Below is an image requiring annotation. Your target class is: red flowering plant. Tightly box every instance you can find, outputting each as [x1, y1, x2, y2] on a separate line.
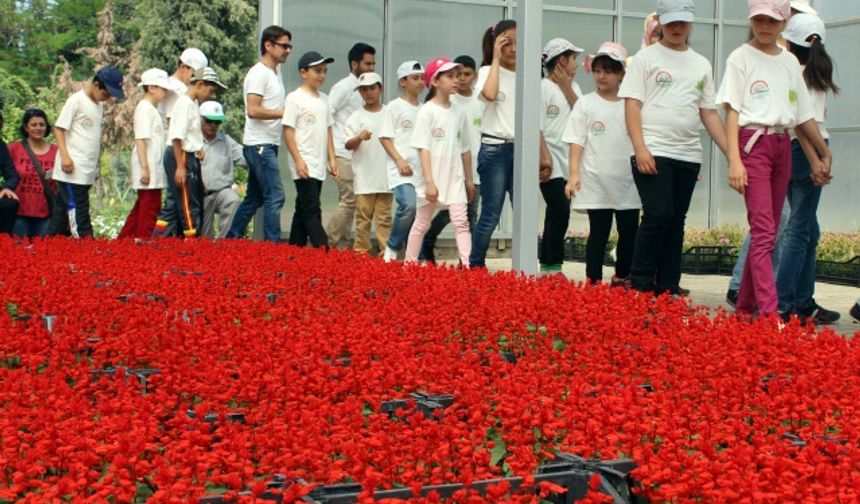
[1, 236, 859, 503]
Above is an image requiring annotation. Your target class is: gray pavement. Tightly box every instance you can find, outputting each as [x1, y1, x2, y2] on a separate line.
[477, 258, 860, 337]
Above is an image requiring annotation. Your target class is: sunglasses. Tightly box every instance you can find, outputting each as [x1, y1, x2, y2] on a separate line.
[273, 42, 293, 50]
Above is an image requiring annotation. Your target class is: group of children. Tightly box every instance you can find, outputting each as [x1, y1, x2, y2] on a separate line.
[0, 0, 852, 323]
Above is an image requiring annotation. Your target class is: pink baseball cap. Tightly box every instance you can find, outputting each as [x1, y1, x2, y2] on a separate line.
[584, 42, 628, 74]
[424, 57, 463, 88]
[749, 0, 791, 20]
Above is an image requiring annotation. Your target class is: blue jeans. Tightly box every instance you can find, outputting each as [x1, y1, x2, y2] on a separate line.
[469, 143, 514, 268]
[776, 140, 823, 312]
[729, 202, 790, 291]
[13, 216, 50, 238]
[227, 144, 285, 242]
[386, 183, 416, 250]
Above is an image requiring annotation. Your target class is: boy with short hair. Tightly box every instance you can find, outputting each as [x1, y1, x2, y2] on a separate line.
[345, 72, 391, 255]
[282, 51, 339, 248]
[420, 54, 483, 262]
[49, 66, 125, 237]
[154, 67, 228, 238]
[326, 42, 377, 249]
[380, 60, 425, 262]
[119, 68, 177, 238]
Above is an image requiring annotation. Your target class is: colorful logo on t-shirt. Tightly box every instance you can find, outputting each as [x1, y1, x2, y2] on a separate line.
[546, 104, 561, 119]
[750, 80, 770, 99]
[696, 78, 706, 94]
[302, 112, 317, 126]
[399, 119, 414, 130]
[788, 89, 798, 104]
[655, 71, 673, 88]
[497, 91, 507, 103]
[590, 121, 606, 137]
[473, 118, 482, 128]
[431, 127, 446, 139]
[81, 118, 95, 130]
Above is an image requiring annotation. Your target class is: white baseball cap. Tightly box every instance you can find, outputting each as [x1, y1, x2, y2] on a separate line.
[180, 48, 208, 71]
[542, 38, 585, 65]
[783, 12, 826, 47]
[199, 101, 225, 122]
[355, 72, 383, 90]
[790, 0, 817, 14]
[137, 68, 179, 90]
[656, 0, 695, 24]
[397, 60, 424, 80]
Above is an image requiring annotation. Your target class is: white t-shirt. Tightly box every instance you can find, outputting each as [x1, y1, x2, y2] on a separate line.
[563, 93, 639, 210]
[475, 65, 516, 141]
[329, 73, 363, 159]
[158, 77, 188, 120]
[52, 90, 104, 186]
[410, 101, 471, 206]
[168, 94, 204, 153]
[379, 97, 421, 189]
[345, 107, 389, 195]
[282, 87, 334, 181]
[243, 61, 286, 146]
[451, 93, 484, 185]
[808, 87, 829, 140]
[131, 99, 166, 190]
[541, 78, 583, 181]
[716, 44, 814, 130]
[619, 43, 717, 164]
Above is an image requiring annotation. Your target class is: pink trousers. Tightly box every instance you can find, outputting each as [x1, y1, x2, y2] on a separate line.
[406, 202, 471, 266]
[736, 129, 792, 315]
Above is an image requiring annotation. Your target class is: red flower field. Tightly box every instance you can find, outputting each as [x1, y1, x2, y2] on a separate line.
[1, 237, 859, 503]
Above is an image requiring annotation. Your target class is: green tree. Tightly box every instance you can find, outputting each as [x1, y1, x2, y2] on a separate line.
[134, 0, 257, 139]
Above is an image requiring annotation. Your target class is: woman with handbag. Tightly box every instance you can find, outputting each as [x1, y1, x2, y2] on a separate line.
[8, 109, 58, 238]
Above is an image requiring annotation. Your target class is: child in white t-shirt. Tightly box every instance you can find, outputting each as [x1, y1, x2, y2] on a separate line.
[539, 38, 584, 275]
[380, 60, 425, 262]
[282, 51, 338, 248]
[405, 58, 475, 265]
[470, 19, 517, 269]
[775, 12, 841, 323]
[618, 0, 727, 295]
[345, 72, 391, 255]
[716, 0, 831, 317]
[564, 42, 640, 286]
[119, 68, 176, 239]
[154, 67, 227, 238]
[419, 55, 483, 263]
[49, 67, 125, 238]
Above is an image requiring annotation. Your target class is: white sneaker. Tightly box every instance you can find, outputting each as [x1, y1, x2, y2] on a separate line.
[383, 247, 397, 263]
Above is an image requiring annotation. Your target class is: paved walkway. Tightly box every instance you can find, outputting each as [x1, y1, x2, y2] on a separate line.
[479, 258, 860, 337]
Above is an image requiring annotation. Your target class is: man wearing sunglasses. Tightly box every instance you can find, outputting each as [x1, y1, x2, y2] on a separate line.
[227, 25, 292, 242]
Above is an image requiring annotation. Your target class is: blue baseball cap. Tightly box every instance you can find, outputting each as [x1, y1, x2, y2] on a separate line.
[96, 66, 125, 99]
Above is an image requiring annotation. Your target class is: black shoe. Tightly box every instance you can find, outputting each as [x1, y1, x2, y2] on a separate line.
[678, 286, 691, 297]
[726, 289, 738, 308]
[798, 301, 841, 326]
[778, 309, 794, 323]
[850, 303, 860, 323]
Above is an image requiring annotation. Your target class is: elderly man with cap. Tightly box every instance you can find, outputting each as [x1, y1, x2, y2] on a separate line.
[198, 101, 246, 238]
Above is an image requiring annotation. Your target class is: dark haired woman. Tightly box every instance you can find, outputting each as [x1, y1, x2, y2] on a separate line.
[8, 109, 57, 238]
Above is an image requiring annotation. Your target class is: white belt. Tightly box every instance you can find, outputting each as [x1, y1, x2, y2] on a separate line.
[742, 125, 788, 154]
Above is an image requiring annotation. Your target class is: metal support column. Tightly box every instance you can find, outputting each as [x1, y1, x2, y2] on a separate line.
[512, 0, 542, 275]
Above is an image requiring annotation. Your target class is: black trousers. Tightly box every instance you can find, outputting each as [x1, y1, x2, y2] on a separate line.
[630, 156, 699, 294]
[48, 181, 93, 237]
[539, 178, 571, 267]
[0, 195, 19, 235]
[289, 178, 327, 248]
[154, 150, 203, 238]
[586, 209, 640, 282]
